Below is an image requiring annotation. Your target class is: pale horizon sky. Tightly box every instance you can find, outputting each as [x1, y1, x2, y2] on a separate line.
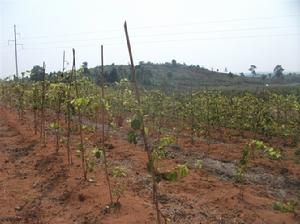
[1, 0, 300, 78]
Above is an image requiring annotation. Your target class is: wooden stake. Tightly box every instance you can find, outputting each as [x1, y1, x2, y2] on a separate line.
[100, 45, 113, 205]
[72, 48, 87, 180]
[40, 62, 46, 146]
[124, 21, 161, 224]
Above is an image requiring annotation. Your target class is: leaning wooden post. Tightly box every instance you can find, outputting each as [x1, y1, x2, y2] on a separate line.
[124, 21, 161, 224]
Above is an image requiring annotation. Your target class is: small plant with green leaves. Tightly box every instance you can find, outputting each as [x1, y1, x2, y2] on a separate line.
[93, 147, 103, 159]
[112, 166, 127, 178]
[194, 159, 203, 170]
[49, 122, 59, 130]
[71, 49, 88, 180]
[160, 164, 189, 182]
[92, 147, 126, 209]
[234, 140, 281, 183]
[150, 136, 189, 182]
[127, 115, 142, 146]
[12, 82, 25, 119]
[175, 164, 189, 177]
[111, 166, 127, 206]
[234, 146, 251, 183]
[28, 82, 40, 134]
[272, 200, 298, 213]
[112, 183, 125, 206]
[250, 139, 281, 160]
[48, 82, 67, 152]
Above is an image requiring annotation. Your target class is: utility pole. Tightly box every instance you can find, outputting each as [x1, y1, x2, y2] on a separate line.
[14, 25, 18, 77]
[62, 50, 65, 72]
[8, 24, 22, 79]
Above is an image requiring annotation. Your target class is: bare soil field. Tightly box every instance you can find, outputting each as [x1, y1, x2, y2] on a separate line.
[0, 106, 299, 224]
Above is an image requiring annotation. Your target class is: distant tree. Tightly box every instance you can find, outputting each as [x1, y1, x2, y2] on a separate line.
[171, 59, 177, 66]
[82, 61, 88, 68]
[81, 61, 90, 76]
[228, 72, 234, 78]
[30, 65, 44, 81]
[261, 74, 267, 81]
[240, 72, 245, 77]
[167, 72, 173, 79]
[136, 65, 153, 85]
[249, 65, 257, 76]
[103, 71, 110, 82]
[13, 75, 18, 81]
[117, 66, 129, 80]
[108, 67, 119, 83]
[273, 65, 284, 79]
[225, 67, 228, 73]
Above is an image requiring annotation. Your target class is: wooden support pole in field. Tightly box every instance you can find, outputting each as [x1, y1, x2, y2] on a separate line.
[72, 48, 87, 180]
[101, 45, 105, 144]
[100, 45, 113, 205]
[33, 84, 38, 135]
[55, 96, 61, 153]
[124, 21, 151, 158]
[66, 55, 73, 165]
[40, 61, 46, 147]
[205, 88, 211, 153]
[124, 21, 162, 224]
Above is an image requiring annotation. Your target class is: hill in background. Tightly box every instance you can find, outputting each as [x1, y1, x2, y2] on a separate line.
[18, 60, 300, 91]
[87, 61, 300, 90]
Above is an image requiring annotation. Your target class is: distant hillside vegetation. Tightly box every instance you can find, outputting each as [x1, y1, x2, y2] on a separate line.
[88, 61, 300, 90]
[27, 60, 300, 90]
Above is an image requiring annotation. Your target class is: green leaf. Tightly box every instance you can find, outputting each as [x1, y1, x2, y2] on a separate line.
[92, 148, 103, 159]
[162, 171, 178, 182]
[272, 201, 297, 213]
[71, 97, 89, 109]
[144, 127, 149, 136]
[175, 164, 189, 177]
[158, 136, 174, 150]
[131, 116, 142, 130]
[112, 166, 127, 178]
[194, 160, 203, 169]
[127, 131, 137, 145]
[49, 122, 59, 129]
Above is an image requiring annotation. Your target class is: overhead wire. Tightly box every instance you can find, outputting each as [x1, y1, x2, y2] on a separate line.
[17, 13, 300, 41]
[20, 32, 300, 51]
[11, 24, 298, 47]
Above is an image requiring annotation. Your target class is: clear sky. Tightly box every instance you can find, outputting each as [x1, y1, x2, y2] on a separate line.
[0, 0, 300, 77]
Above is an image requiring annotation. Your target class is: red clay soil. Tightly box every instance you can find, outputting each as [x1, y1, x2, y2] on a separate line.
[0, 106, 299, 224]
